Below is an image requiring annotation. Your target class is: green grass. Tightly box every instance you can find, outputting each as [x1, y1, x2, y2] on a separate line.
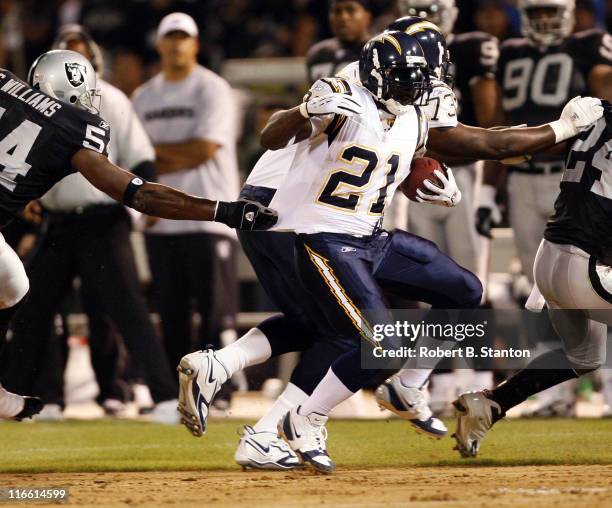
[0, 418, 610, 473]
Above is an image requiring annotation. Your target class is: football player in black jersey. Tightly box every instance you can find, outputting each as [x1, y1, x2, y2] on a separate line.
[453, 103, 612, 457]
[479, 0, 612, 415]
[482, 0, 612, 274]
[306, 0, 372, 82]
[0, 49, 276, 421]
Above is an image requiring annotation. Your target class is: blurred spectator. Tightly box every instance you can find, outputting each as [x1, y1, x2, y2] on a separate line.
[2, 25, 180, 422]
[475, 0, 520, 40]
[306, 0, 372, 82]
[133, 13, 243, 404]
[575, 0, 598, 31]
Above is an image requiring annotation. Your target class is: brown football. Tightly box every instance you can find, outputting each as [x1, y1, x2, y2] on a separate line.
[399, 157, 447, 202]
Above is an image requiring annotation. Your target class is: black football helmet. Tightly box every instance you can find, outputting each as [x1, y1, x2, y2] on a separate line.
[385, 16, 452, 85]
[359, 31, 432, 115]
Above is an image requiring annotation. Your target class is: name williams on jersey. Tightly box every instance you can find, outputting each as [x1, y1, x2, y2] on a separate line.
[0, 73, 62, 118]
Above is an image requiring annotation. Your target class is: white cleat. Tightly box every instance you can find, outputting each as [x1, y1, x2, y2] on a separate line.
[234, 425, 301, 470]
[375, 376, 447, 439]
[452, 390, 503, 458]
[177, 350, 229, 437]
[278, 406, 335, 474]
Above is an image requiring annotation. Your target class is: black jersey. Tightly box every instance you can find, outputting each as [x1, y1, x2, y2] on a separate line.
[498, 29, 612, 127]
[447, 31, 499, 126]
[545, 102, 612, 264]
[0, 70, 110, 227]
[306, 38, 365, 83]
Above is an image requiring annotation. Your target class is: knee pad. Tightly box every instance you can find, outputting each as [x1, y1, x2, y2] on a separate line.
[0, 236, 29, 309]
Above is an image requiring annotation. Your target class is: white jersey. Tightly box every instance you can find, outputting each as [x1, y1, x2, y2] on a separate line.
[41, 79, 154, 211]
[132, 65, 240, 237]
[246, 64, 457, 194]
[269, 78, 428, 236]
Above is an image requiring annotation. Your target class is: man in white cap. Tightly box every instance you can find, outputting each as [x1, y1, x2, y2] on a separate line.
[132, 13, 241, 400]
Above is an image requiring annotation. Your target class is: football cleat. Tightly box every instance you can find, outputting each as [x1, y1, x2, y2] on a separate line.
[375, 375, 448, 439]
[278, 406, 336, 474]
[234, 425, 301, 470]
[0, 385, 43, 421]
[177, 350, 229, 437]
[13, 396, 44, 421]
[452, 390, 503, 458]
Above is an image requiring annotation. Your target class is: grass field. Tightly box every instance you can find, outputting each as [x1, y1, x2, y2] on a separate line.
[1, 418, 611, 473]
[1, 419, 611, 507]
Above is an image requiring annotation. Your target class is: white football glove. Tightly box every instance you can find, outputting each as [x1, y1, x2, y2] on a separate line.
[548, 96, 603, 143]
[299, 92, 362, 118]
[416, 167, 462, 207]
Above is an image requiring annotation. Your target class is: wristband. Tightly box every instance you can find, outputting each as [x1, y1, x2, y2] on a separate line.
[122, 177, 145, 207]
[299, 102, 310, 119]
[547, 119, 575, 144]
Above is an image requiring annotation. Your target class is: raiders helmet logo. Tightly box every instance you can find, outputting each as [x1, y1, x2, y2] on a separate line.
[65, 62, 86, 87]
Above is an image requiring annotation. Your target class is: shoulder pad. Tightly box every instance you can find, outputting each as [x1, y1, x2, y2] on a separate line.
[572, 28, 606, 40]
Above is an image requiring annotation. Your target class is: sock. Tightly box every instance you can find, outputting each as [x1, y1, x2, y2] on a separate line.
[398, 368, 433, 388]
[0, 384, 24, 418]
[253, 382, 307, 433]
[215, 327, 272, 378]
[298, 367, 354, 416]
[489, 349, 579, 414]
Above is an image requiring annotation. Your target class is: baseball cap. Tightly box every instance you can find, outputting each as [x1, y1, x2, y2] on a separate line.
[157, 12, 199, 39]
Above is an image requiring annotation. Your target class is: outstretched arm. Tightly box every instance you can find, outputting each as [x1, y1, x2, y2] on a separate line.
[72, 148, 216, 220]
[428, 96, 603, 161]
[428, 123, 556, 160]
[71, 149, 277, 230]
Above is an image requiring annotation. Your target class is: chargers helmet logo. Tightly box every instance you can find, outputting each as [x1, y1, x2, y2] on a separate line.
[65, 62, 86, 87]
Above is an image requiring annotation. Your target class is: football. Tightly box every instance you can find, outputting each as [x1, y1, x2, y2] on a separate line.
[399, 157, 447, 202]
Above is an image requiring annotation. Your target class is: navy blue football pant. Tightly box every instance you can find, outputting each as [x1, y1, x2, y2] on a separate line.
[295, 230, 482, 392]
[238, 186, 355, 393]
[239, 185, 481, 394]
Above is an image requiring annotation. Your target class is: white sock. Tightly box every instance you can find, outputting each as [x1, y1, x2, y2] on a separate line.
[398, 368, 433, 388]
[215, 327, 272, 378]
[253, 382, 307, 433]
[0, 384, 24, 419]
[298, 368, 354, 416]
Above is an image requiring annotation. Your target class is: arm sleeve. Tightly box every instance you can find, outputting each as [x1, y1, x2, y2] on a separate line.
[70, 110, 111, 157]
[192, 78, 237, 146]
[422, 82, 458, 129]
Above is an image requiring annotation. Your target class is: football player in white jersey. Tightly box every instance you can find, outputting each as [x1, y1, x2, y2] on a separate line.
[176, 26, 603, 472]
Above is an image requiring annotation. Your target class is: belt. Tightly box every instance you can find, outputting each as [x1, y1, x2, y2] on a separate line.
[508, 160, 564, 175]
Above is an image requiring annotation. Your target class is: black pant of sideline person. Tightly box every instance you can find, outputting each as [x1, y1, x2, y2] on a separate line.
[145, 232, 238, 371]
[1, 204, 177, 404]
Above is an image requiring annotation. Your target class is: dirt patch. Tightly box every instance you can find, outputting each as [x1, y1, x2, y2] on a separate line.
[1, 465, 611, 508]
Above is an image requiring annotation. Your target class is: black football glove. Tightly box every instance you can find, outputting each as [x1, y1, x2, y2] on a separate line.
[475, 207, 494, 239]
[214, 199, 278, 231]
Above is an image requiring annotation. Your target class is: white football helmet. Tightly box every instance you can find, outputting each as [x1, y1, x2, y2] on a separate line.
[397, 0, 458, 36]
[27, 49, 100, 113]
[519, 0, 575, 46]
